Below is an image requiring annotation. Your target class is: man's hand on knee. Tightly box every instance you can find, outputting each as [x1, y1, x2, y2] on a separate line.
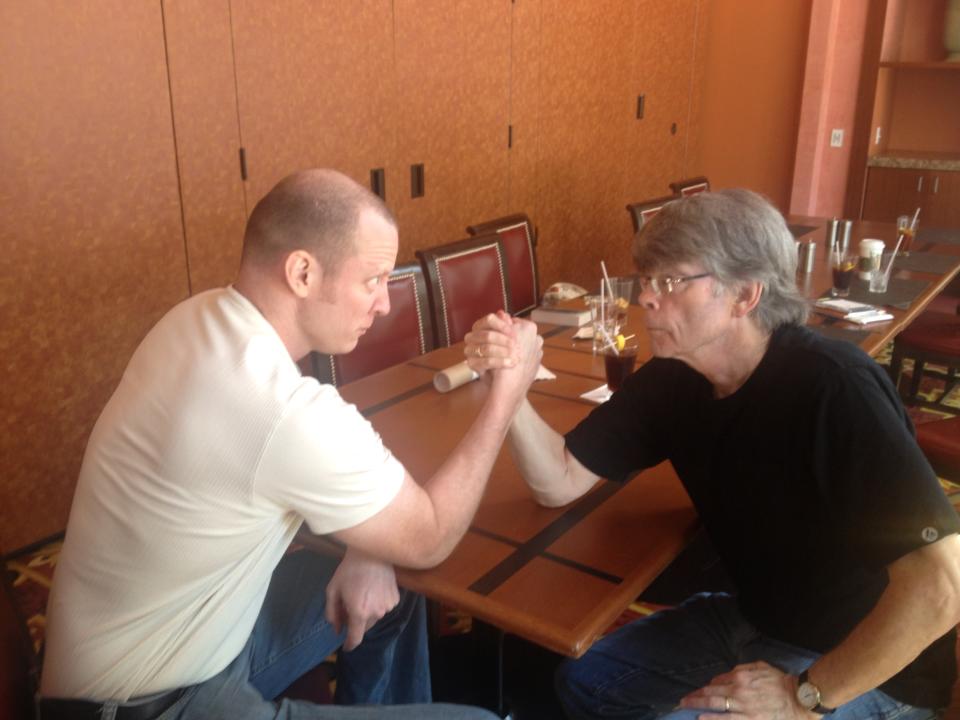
[325, 547, 400, 651]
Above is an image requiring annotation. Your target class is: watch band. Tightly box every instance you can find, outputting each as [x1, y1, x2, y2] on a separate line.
[798, 670, 837, 715]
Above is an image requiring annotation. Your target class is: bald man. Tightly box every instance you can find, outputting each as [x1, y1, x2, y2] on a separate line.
[40, 170, 541, 720]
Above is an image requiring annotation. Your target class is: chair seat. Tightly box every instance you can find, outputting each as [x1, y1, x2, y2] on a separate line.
[899, 312, 960, 355]
[917, 416, 960, 480]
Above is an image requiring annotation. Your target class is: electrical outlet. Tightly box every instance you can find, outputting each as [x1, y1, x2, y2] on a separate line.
[875, 126, 882, 145]
[830, 129, 844, 148]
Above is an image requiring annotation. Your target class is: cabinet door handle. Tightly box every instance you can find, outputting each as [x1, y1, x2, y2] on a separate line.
[917, 176, 923, 193]
[933, 176, 940, 194]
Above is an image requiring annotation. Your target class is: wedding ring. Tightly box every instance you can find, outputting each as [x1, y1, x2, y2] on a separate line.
[476, 346, 484, 358]
[724, 697, 731, 713]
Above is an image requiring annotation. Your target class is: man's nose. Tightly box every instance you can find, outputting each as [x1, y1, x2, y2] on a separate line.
[637, 284, 660, 311]
[375, 284, 391, 316]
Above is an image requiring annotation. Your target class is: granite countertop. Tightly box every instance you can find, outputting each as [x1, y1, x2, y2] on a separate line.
[868, 151, 960, 171]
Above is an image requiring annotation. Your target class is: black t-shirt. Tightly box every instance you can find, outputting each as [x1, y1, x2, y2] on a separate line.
[565, 324, 960, 708]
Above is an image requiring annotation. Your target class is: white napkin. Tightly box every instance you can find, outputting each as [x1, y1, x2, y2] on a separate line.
[572, 326, 594, 340]
[579, 383, 612, 404]
[536, 364, 556, 381]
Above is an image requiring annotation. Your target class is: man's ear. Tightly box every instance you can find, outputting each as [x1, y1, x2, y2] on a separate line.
[732, 280, 763, 318]
[284, 250, 321, 299]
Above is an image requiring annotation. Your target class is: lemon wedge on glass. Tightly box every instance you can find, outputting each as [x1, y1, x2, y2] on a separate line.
[615, 333, 626, 352]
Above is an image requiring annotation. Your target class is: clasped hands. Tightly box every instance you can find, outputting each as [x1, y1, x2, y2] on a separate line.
[464, 310, 542, 376]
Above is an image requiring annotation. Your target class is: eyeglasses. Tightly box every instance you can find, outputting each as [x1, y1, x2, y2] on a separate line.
[637, 273, 712, 296]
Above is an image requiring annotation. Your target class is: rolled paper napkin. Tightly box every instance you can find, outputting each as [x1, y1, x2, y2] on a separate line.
[433, 361, 557, 393]
[434, 361, 480, 393]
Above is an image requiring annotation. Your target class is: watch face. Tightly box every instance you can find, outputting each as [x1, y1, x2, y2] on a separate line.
[797, 682, 820, 710]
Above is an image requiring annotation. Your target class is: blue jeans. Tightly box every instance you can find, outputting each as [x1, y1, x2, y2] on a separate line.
[145, 550, 498, 720]
[556, 593, 939, 720]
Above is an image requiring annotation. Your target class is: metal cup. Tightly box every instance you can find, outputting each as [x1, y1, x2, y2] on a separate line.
[798, 241, 816, 274]
[825, 218, 839, 251]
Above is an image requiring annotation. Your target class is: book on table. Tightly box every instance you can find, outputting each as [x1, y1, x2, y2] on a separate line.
[530, 305, 591, 327]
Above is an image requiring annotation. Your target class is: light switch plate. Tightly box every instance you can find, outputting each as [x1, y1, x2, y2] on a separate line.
[830, 129, 844, 147]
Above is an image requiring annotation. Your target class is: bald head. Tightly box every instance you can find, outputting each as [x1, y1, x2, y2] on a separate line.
[241, 169, 395, 278]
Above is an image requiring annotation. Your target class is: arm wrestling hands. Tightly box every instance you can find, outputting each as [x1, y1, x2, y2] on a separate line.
[333, 313, 542, 568]
[465, 312, 601, 507]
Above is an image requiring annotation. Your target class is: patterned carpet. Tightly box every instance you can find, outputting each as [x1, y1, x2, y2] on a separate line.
[5, 349, 959, 711]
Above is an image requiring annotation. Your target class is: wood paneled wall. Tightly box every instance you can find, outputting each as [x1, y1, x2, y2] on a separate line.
[1, 0, 708, 551]
[0, 3, 189, 550]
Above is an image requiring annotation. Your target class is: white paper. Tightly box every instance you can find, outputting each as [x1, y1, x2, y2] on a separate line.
[535, 364, 557, 381]
[579, 384, 612, 404]
[845, 310, 894, 325]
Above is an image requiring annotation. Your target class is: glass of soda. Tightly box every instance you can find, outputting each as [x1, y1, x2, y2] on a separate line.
[831, 248, 857, 298]
[603, 343, 638, 392]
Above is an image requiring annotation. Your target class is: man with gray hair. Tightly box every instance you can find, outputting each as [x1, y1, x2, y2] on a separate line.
[40, 169, 541, 719]
[465, 189, 960, 719]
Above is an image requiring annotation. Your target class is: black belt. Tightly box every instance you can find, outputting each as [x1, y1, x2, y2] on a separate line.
[39, 687, 186, 720]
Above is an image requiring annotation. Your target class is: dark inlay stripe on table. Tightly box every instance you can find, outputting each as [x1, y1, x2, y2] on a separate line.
[360, 381, 435, 418]
[469, 526, 624, 584]
[468, 480, 626, 595]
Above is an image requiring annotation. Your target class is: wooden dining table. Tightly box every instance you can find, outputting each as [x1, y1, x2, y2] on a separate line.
[298, 216, 960, 660]
[787, 216, 960, 357]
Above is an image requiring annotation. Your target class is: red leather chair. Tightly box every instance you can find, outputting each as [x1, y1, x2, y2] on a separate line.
[417, 234, 512, 347]
[466, 214, 539, 316]
[669, 176, 710, 197]
[626, 195, 678, 234]
[889, 310, 960, 409]
[916, 416, 960, 482]
[1, 554, 37, 719]
[300, 263, 435, 386]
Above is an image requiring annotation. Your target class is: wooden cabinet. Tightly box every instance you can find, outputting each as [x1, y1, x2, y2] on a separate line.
[862, 166, 960, 227]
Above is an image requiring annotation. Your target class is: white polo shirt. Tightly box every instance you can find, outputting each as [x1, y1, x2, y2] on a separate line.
[41, 287, 404, 701]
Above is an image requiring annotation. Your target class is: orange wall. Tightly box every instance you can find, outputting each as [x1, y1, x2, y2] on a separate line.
[692, 0, 813, 210]
[791, 0, 869, 218]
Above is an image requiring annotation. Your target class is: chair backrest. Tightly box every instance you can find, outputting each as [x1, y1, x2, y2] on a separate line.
[300, 263, 435, 387]
[416, 234, 511, 347]
[626, 195, 678, 234]
[669, 176, 710, 197]
[466, 214, 539, 315]
[1, 555, 38, 720]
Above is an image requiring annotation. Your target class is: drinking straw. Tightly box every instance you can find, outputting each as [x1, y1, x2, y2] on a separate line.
[599, 261, 615, 351]
[909, 206, 921, 233]
[597, 323, 619, 356]
[880, 233, 904, 285]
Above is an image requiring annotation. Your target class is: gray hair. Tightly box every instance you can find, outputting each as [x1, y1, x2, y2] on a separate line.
[632, 188, 809, 332]
[242, 169, 395, 276]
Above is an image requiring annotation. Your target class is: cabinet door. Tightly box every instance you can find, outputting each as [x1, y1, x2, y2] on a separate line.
[0, 2, 187, 549]
[163, 0, 248, 293]
[862, 167, 926, 222]
[532, 0, 637, 289]
[925, 171, 960, 228]
[392, 0, 512, 259]
[623, 0, 700, 204]
[229, 1, 397, 213]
